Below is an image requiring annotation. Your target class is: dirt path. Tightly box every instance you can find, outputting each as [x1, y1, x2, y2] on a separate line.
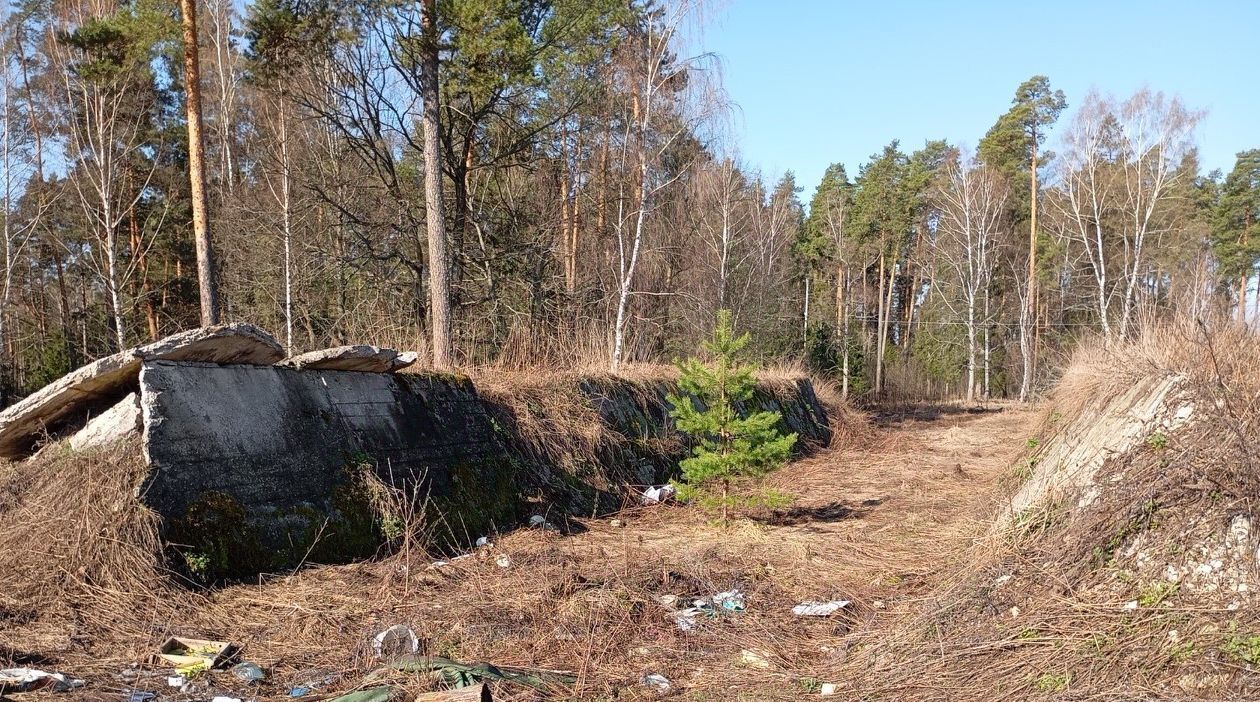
[476, 402, 1044, 700]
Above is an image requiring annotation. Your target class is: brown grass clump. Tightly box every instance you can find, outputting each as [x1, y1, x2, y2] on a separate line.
[0, 438, 191, 666]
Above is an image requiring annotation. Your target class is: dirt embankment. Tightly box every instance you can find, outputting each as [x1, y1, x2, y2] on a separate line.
[828, 321, 1260, 701]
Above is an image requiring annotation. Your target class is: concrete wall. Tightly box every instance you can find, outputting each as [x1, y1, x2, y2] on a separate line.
[138, 361, 833, 579]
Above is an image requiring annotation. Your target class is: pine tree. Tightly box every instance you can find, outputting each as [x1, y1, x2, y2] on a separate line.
[667, 310, 797, 523]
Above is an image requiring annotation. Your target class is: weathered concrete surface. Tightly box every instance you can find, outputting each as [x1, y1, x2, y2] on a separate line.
[279, 345, 418, 372]
[0, 324, 282, 458]
[1003, 373, 1187, 524]
[140, 362, 516, 572]
[69, 392, 141, 451]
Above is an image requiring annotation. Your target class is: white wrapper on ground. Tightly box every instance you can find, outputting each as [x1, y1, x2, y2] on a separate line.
[641, 673, 671, 691]
[0, 668, 85, 692]
[791, 600, 851, 616]
[372, 624, 419, 658]
[641, 484, 677, 504]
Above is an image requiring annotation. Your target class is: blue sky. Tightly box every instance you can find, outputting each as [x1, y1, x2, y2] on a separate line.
[704, 0, 1259, 197]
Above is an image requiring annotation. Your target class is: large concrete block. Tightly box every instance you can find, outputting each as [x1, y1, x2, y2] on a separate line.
[139, 362, 517, 570]
[69, 392, 142, 451]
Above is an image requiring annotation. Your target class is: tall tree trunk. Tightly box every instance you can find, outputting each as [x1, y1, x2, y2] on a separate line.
[181, 0, 220, 326]
[560, 125, 574, 293]
[1239, 221, 1250, 325]
[279, 102, 294, 352]
[420, 0, 451, 369]
[982, 291, 991, 399]
[836, 264, 849, 398]
[1027, 132, 1038, 392]
[874, 252, 886, 394]
[965, 297, 976, 402]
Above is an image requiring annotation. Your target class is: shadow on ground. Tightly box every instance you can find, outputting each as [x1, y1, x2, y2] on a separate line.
[869, 404, 1005, 428]
[759, 497, 885, 526]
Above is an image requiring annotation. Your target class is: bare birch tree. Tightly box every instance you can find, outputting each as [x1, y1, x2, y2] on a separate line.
[1053, 89, 1201, 343]
[609, 0, 716, 371]
[933, 152, 1008, 401]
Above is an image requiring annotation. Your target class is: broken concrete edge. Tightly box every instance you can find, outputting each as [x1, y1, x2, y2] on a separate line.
[998, 372, 1188, 531]
[278, 345, 420, 373]
[0, 323, 284, 459]
[69, 392, 142, 452]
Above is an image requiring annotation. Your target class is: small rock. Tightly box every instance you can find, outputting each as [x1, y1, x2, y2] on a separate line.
[641, 673, 670, 692]
[820, 682, 839, 696]
[610, 519, 624, 528]
[495, 554, 511, 568]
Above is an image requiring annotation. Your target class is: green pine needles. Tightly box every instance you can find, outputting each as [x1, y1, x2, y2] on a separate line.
[667, 310, 798, 523]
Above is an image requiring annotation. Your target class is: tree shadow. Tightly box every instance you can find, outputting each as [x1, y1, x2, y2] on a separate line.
[758, 497, 884, 526]
[870, 404, 1004, 428]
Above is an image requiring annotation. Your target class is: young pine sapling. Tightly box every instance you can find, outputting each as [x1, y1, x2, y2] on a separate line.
[667, 310, 797, 523]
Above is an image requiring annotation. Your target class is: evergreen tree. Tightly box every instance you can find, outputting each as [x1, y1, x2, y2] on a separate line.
[1213, 150, 1260, 321]
[667, 309, 797, 523]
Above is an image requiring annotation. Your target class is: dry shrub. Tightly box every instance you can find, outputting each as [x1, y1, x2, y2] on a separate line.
[473, 369, 623, 474]
[0, 438, 191, 664]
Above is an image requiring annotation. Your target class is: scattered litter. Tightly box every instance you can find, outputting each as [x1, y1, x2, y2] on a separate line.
[663, 588, 748, 630]
[289, 686, 313, 698]
[475, 536, 491, 548]
[994, 574, 1013, 586]
[124, 691, 155, 702]
[1123, 600, 1139, 611]
[1008, 606, 1021, 617]
[387, 654, 577, 691]
[820, 682, 839, 695]
[713, 589, 746, 612]
[641, 673, 671, 692]
[372, 624, 419, 659]
[610, 518, 624, 527]
[231, 661, 265, 683]
[738, 649, 772, 669]
[495, 554, 512, 568]
[157, 636, 231, 670]
[672, 607, 706, 631]
[641, 484, 677, 505]
[0, 668, 85, 693]
[210, 697, 243, 702]
[872, 600, 886, 609]
[529, 515, 546, 527]
[791, 600, 850, 617]
[428, 560, 450, 569]
[167, 675, 186, 688]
